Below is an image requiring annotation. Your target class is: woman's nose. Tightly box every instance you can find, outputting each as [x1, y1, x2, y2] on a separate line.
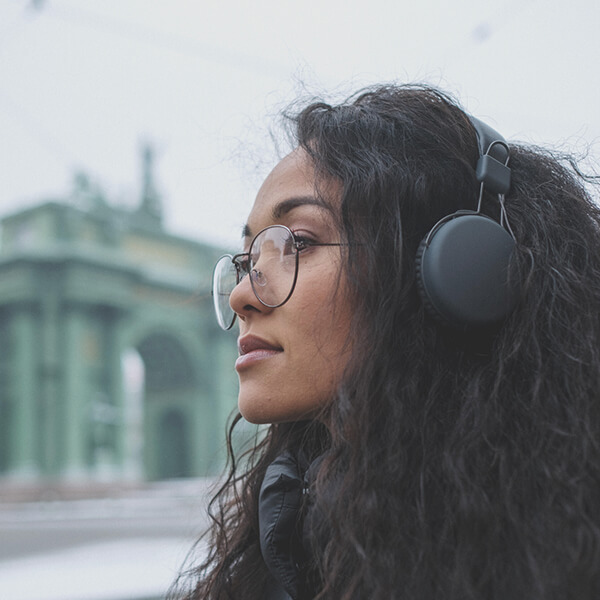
[229, 270, 272, 321]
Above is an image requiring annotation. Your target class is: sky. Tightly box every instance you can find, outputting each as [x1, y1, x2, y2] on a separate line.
[0, 0, 598, 248]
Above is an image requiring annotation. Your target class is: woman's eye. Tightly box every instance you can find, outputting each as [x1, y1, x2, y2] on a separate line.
[293, 234, 314, 251]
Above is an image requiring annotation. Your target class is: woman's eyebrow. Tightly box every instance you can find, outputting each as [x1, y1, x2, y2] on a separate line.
[272, 195, 329, 220]
[241, 196, 330, 240]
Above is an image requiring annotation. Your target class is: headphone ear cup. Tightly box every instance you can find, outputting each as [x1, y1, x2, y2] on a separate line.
[415, 214, 519, 327]
[415, 237, 445, 325]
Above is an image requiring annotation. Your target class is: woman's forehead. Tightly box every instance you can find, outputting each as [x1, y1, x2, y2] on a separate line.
[255, 150, 314, 204]
[244, 149, 338, 238]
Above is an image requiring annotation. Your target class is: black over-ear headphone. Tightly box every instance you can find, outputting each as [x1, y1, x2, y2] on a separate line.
[415, 116, 519, 328]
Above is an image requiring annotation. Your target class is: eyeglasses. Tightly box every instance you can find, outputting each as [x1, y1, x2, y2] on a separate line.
[212, 224, 344, 330]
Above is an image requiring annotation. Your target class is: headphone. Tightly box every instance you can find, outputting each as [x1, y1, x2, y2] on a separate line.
[415, 116, 519, 328]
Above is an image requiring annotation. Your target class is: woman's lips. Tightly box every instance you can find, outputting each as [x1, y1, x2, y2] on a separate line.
[236, 335, 283, 371]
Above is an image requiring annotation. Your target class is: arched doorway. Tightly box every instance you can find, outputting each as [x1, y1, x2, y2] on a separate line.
[158, 409, 190, 479]
[133, 332, 197, 480]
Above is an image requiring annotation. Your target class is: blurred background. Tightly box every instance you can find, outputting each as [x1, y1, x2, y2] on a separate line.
[0, 0, 598, 598]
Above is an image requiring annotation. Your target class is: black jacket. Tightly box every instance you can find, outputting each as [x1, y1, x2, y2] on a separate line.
[259, 451, 321, 600]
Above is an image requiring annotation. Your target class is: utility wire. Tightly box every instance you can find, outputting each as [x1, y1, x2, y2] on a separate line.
[0, 86, 77, 172]
[0, 3, 79, 181]
[41, 1, 291, 80]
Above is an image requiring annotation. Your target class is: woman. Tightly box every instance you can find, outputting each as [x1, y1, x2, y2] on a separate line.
[181, 84, 600, 599]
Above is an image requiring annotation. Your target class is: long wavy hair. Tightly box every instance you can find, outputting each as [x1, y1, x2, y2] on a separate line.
[177, 84, 600, 599]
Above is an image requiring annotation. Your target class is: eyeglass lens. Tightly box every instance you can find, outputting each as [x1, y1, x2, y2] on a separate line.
[212, 225, 299, 330]
[212, 255, 238, 330]
[248, 225, 297, 308]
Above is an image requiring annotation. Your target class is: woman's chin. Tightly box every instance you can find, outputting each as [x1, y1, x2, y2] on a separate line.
[238, 392, 276, 424]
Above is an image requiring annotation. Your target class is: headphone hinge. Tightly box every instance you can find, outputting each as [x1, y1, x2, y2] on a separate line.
[476, 154, 511, 195]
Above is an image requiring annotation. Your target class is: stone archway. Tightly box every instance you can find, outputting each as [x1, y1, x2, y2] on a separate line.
[130, 332, 197, 480]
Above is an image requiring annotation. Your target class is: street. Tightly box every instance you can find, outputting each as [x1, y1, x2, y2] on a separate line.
[0, 479, 214, 600]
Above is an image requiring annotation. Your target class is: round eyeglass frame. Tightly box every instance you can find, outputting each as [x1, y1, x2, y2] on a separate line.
[212, 224, 344, 330]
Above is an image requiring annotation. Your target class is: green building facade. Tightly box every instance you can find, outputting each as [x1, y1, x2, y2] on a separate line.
[0, 159, 239, 485]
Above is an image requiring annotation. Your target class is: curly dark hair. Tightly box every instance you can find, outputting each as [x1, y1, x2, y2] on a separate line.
[176, 84, 600, 599]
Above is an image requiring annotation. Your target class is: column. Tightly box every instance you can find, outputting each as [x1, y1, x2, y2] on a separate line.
[61, 307, 87, 480]
[9, 309, 39, 479]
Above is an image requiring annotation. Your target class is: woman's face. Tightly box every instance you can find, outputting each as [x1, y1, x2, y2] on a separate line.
[229, 149, 353, 424]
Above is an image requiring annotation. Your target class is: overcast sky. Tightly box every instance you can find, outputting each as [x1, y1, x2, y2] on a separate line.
[0, 0, 598, 247]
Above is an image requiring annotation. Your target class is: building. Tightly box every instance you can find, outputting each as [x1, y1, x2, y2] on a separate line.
[0, 149, 240, 487]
